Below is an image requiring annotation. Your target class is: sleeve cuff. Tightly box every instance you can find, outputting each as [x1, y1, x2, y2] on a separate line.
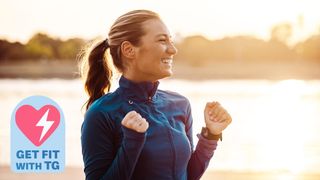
[195, 134, 218, 157]
[197, 134, 218, 145]
[122, 126, 147, 141]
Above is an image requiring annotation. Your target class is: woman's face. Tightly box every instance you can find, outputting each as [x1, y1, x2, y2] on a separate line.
[126, 19, 177, 82]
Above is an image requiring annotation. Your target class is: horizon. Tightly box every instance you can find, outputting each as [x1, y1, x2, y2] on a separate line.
[0, 0, 319, 44]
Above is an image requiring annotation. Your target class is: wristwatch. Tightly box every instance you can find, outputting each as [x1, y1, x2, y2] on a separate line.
[201, 127, 222, 141]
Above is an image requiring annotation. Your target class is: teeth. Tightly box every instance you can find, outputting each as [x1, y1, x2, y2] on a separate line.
[161, 58, 173, 64]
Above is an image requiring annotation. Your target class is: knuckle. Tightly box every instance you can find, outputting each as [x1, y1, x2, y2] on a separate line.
[121, 120, 126, 126]
[127, 120, 135, 126]
[128, 110, 135, 115]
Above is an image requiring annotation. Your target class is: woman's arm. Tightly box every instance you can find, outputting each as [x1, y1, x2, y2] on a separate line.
[81, 110, 146, 180]
[186, 101, 232, 180]
[185, 103, 218, 180]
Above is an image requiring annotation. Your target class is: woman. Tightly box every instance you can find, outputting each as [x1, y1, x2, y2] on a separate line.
[80, 9, 232, 180]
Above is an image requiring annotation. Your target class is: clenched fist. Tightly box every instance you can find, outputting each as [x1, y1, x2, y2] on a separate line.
[121, 111, 149, 133]
[204, 101, 232, 135]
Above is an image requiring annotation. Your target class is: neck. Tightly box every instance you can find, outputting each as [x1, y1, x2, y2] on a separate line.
[122, 71, 157, 83]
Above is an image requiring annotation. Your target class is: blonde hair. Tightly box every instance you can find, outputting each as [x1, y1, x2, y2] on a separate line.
[79, 10, 160, 110]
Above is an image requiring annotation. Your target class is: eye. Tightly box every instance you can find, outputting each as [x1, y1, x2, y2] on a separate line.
[159, 39, 166, 42]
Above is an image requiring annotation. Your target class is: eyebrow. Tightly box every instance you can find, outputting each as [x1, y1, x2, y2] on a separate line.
[156, 34, 172, 38]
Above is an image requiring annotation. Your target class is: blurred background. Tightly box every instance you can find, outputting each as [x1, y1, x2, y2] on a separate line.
[1, 0, 320, 179]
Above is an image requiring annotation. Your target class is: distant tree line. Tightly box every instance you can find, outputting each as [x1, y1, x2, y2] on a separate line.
[174, 23, 320, 65]
[0, 23, 319, 65]
[0, 33, 85, 62]
[174, 34, 320, 65]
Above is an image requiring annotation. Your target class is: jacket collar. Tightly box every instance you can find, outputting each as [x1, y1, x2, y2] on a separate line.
[118, 75, 159, 102]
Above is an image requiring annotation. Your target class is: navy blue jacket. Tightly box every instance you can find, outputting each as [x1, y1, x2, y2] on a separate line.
[81, 76, 218, 180]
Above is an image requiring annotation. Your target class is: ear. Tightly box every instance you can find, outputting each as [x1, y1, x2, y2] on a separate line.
[121, 41, 136, 59]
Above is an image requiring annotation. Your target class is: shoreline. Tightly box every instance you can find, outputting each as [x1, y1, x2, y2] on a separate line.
[1, 61, 320, 80]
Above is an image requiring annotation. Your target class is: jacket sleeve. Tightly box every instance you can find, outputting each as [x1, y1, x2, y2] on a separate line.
[81, 109, 146, 180]
[185, 102, 218, 180]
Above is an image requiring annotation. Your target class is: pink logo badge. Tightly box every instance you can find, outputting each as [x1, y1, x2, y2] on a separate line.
[15, 105, 60, 146]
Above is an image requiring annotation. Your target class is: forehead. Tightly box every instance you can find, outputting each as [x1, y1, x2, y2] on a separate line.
[142, 19, 171, 38]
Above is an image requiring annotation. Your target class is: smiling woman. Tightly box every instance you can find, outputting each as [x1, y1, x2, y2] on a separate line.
[121, 18, 177, 83]
[78, 9, 231, 180]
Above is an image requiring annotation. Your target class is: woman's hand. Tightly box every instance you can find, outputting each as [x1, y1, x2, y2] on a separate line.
[204, 101, 232, 135]
[121, 111, 149, 133]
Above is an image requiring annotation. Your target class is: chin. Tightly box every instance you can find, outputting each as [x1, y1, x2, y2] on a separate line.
[160, 71, 173, 79]
[153, 68, 173, 80]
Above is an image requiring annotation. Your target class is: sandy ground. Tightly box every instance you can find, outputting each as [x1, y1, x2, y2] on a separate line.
[1, 166, 320, 180]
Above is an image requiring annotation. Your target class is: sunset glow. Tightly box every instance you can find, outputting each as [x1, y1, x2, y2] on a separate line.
[1, 0, 320, 179]
[0, 0, 319, 43]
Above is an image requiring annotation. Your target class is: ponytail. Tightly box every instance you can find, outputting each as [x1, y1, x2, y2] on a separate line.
[79, 10, 161, 111]
[82, 39, 112, 110]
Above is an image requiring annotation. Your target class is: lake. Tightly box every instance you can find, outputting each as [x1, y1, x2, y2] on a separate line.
[1, 78, 320, 176]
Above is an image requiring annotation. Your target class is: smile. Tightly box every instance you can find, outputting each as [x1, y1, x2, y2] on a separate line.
[161, 58, 173, 64]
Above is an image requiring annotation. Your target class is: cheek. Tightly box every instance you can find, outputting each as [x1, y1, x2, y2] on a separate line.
[136, 55, 157, 70]
[141, 50, 162, 64]
[136, 45, 165, 68]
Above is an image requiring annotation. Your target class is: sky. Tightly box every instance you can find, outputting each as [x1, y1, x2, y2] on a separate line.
[0, 0, 319, 44]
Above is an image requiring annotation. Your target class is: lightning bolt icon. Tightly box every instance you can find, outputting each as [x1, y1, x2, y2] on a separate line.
[36, 109, 54, 142]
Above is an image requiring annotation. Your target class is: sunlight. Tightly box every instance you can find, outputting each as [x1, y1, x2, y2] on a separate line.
[277, 173, 296, 180]
[1, 0, 319, 43]
[254, 79, 309, 173]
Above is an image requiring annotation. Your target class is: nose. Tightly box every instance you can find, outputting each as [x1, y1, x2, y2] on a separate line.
[167, 42, 178, 56]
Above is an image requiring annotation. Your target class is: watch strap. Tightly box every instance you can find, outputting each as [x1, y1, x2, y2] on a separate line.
[201, 127, 222, 141]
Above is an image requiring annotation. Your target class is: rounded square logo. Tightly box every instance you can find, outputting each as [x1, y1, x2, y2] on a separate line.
[11, 95, 65, 173]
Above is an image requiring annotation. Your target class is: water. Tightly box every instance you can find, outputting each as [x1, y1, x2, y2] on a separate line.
[1, 78, 319, 174]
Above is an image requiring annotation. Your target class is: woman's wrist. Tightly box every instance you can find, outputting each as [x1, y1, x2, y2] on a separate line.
[201, 127, 222, 141]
